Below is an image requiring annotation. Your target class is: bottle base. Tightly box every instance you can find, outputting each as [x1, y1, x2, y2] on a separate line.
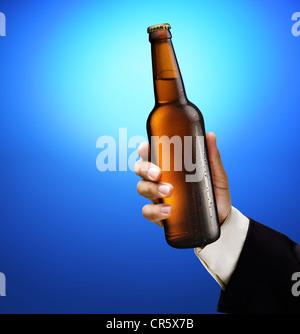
[165, 231, 220, 249]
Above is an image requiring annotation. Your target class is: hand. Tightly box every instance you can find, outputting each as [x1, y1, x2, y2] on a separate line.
[134, 132, 231, 228]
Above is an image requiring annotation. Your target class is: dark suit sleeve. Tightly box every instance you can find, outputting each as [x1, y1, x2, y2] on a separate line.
[217, 219, 300, 314]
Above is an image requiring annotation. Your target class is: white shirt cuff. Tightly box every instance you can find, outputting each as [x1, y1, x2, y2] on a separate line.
[194, 206, 250, 290]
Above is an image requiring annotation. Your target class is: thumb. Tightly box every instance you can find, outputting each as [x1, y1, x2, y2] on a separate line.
[206, 132, 229, 189]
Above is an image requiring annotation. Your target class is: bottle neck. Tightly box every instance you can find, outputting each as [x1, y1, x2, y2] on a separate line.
[150, 30, 187, 105]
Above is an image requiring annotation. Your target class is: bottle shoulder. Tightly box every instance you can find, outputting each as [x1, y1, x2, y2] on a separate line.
[147, 100, 203, 124]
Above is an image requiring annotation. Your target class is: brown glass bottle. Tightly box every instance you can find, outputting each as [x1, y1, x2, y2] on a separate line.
[146, 23, 220, 249]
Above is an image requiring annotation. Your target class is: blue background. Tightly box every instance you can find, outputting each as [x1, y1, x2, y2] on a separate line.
[0, 0, 299, 313]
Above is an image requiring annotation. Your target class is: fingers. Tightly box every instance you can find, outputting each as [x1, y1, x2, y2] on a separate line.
[135, 142, 161, 181]
[134, 159, 162, 182]
[142, 203, 172, 226]
[136, 142, 173, 228]
[138, 178, 173, 229]
[137, 180, 173, 201]
[137, 142, 150, 161]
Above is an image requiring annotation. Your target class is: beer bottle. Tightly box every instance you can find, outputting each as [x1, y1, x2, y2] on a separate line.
[146, 23, 220, 248]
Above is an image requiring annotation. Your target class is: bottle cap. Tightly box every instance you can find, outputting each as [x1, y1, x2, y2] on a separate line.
[147, 23, 171, 33]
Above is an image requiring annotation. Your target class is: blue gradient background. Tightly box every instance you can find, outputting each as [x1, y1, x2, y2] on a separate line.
[0, 0, 299, 313]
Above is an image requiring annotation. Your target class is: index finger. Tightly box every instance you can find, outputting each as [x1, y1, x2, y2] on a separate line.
[137, 142, 150, 161]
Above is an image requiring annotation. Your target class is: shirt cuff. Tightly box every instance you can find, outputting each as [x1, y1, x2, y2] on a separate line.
[194, 206, 250, 290]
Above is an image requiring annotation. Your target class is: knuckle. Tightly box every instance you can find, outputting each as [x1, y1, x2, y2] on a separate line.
[137, 180, 158, 201]
[140, 161, 150, 173]
[136, 180, 142, 193]
[222, 172, 229, 183]
[142, 204, 157, 222]
[142, 205, 150, 218]
[145, 182, 158, 199]
[134, 160, 140, 175]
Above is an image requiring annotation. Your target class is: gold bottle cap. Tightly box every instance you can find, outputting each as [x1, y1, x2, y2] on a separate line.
[147, 23, 171, 33]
